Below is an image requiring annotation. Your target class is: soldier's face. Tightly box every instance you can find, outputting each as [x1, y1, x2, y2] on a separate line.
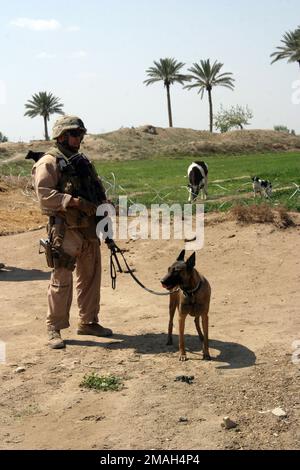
[67, 134, 82, 151]
[59, 130, 84, 151]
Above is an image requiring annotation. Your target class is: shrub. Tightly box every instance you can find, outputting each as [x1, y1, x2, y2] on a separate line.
[0, 131, 8, 143]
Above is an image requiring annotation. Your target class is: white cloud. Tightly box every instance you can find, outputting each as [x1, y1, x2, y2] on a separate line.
[66, 25, 80, 32]
[10, 18, 61, 31]
[71, 50, 87, 59]
[36, 52, 57, 59]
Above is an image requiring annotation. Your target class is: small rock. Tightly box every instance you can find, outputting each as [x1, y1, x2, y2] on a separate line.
[272, 407, 287, 418]
[222, 416, 237, 430]
[179, 417, 188, 423]
[175, 375, 194, 384]
[14, 366, 26, 374]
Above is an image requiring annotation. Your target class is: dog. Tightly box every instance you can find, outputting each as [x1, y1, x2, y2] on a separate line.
[187, 161, 208, 202]
[252, 176, 272, 198]
[161, 250, 211, 361]
[25, 150, 45, 163]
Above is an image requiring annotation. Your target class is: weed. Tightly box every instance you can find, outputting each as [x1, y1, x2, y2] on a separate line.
[80, 373, 123, 392]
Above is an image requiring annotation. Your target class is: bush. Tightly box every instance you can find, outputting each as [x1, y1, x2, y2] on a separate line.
[273, 125, 296, 135]
[231, 203, 274, 224]
[231, 203, 295, 228]
[215, 105, 253, 133]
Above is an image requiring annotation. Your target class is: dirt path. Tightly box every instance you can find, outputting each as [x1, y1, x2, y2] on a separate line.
[0, 217, 300, 450]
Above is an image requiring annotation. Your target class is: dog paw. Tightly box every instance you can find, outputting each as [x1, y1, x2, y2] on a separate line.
[202, 354, 211, 361]
[179, 355, 187, 361]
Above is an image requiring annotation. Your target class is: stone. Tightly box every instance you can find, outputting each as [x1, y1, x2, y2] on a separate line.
[222, 416, 237, 429]
[271, 407, 287, 418]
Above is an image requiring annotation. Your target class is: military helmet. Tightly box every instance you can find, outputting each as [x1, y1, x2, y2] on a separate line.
[52, 115, 87, 139]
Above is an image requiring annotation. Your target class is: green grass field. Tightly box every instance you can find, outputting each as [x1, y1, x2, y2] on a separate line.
[94, 152, 300, 212]
[1, 152, 300, 211]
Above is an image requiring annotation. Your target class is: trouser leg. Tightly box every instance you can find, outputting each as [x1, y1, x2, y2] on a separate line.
[46, 267, 73, 330]
[76, 240, 101, 325]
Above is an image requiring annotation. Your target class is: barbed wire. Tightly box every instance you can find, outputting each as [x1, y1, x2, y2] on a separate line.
[289, 183, 300, 200]
[1, 167, 299, 211]
[100, 172, 300, 212]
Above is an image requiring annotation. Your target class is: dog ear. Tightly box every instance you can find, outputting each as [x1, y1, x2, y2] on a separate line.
[186, 252, 195, 270]
[177, 250, 185, 261]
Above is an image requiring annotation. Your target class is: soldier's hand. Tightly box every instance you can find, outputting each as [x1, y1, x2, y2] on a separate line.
[78, 197, 97, 216]
[105, 238, 119, 251]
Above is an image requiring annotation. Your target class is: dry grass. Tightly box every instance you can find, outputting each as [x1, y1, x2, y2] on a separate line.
[274, 205, 296, 228]
[0, 176, 46, 236]
[231, 203, 296, 228]
[0, 175, 31, 191]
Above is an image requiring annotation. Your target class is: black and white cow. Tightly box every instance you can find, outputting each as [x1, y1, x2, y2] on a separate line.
[187, 161, 208, 202]
[252, 176, 272, 198]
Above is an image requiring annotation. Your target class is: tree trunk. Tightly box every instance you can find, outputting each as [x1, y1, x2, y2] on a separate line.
[208, 88, 213, 132]
[166, 84, 173, 128]
[43, 115, 49, 141]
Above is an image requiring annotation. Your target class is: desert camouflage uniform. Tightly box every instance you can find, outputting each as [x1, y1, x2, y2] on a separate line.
[32, 146, 103, 331]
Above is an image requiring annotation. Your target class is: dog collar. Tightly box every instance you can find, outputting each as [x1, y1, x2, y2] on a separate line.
[181, 279, 202, 297]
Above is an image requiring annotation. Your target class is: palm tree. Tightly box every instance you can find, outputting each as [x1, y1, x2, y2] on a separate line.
[270, 26, 300, 68]
[144, 58, 190, 127]
[184, 59, 235, 132]
[24, 91, 64, 140]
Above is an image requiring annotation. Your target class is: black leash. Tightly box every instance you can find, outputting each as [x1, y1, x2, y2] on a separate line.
[109, 245, 177, 296]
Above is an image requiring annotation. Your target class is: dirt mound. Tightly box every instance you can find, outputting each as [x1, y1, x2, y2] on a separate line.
[231, 203, 296, 228]
[1, 128, 300, 162]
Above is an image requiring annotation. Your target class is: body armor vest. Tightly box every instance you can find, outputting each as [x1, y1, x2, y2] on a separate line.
[54, 151, 106, 204]
[45, 148, 107, 238]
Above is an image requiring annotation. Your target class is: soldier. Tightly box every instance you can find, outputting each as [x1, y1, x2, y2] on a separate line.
[32, 115, 114, 349]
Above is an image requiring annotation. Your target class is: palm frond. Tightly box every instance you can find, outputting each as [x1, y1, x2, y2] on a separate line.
[270, 27, 300, 64]
[144, 57, 189, 87]
[185, 59, 235, 92]
[24, 91, 64, 118]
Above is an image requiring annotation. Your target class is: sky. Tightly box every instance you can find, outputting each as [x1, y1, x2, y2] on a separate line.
[0, 0, 300, 141]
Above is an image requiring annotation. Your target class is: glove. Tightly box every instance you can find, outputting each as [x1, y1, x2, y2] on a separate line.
[78, 197, 97, 216]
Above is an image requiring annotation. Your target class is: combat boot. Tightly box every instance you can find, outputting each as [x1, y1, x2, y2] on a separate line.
[77, 322, 113, 337]
[47, 328, 65, 349]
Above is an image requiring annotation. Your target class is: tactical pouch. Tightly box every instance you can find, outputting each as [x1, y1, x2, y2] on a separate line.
[52, 249, 76, 271]
[45, 217, 77, 271]
[39, 238, 54, 268]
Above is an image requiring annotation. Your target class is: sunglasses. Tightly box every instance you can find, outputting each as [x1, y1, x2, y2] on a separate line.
[67, 129, 85, 138]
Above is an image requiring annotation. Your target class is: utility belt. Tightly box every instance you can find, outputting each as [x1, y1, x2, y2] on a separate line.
[39, 216, 76, 271]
